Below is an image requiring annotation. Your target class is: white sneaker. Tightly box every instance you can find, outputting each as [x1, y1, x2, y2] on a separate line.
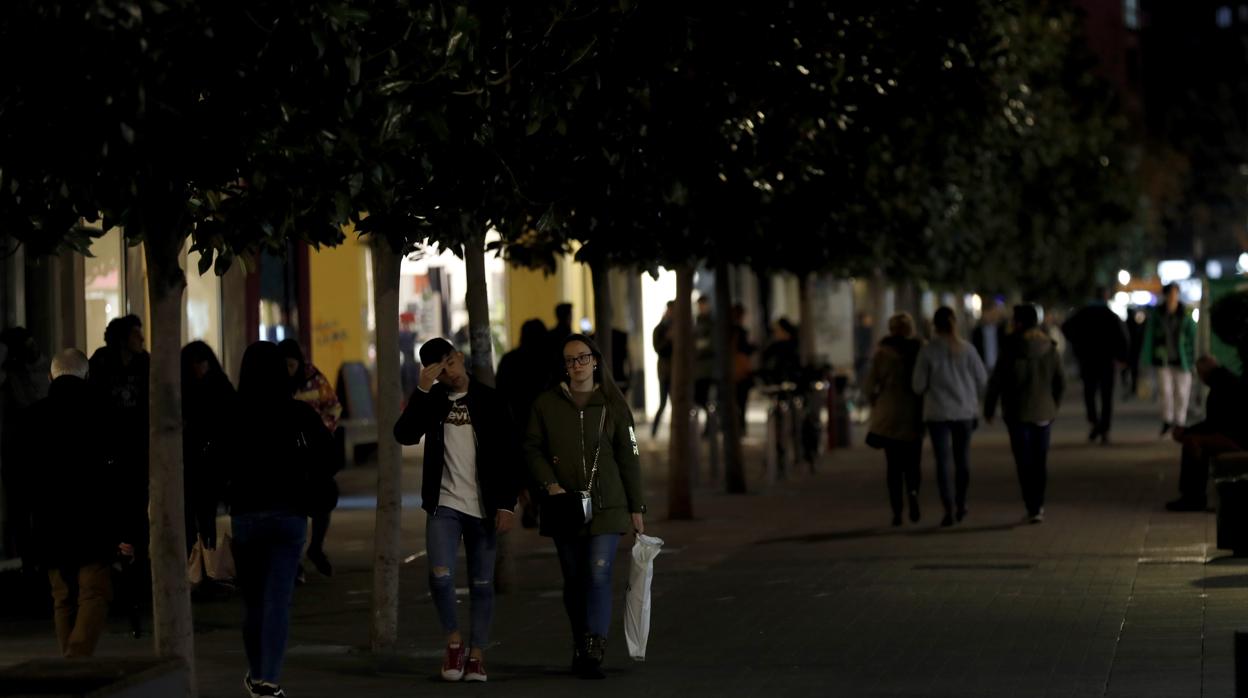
[1029, 508, 1045, 524]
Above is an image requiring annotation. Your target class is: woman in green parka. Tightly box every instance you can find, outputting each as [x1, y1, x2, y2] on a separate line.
[525, 334, 646, 680]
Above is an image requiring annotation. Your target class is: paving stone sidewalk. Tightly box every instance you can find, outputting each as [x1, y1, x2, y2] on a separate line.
[0, 397, 1239, 697]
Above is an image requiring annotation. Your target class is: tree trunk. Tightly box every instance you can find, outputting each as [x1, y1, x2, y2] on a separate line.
[144, 233, 195, 695]
[668, 265, 696, 519]
[715, 261, 746, 494]
[461, 227, 514, 590]
[369, 237, 402, 653]
[797, 272, 816, 367]
[462, 227, 495, 386]
[590, 258, 613, 377]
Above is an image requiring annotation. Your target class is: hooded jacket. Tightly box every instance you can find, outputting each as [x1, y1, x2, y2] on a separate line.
[912, 337, 987, 422]
[985, 328, 1065, 424]
[393, 379, 521, 520]
[524, 384, 645, 536]
[863, 336, 924, 442]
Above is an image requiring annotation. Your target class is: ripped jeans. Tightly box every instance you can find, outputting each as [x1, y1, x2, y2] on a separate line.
[555, 534, 621, 639]
[426, 506, 497, 648]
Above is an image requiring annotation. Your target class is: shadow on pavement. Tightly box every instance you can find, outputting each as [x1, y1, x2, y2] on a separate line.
[754, 521, 1021, 545]
[1196, 574, 1248, 589]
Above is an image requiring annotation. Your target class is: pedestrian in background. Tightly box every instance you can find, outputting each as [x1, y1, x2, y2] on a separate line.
[913, 307, 988, 527]
[1141, 283, 1197, 436]
[986, 304, 1064, 524]
[525, 334, 646, 680]
[497, 318, 553, 529]
[278, 338, 341, 579]
[0, 326, 50, 573]
[225, 341, 337, 698]
[862, 313, 925, 526]
[181, 341, 235, 560]
[21, 349, 130, 658]
[730, 303, 757, 432]
[394, 338, 521, 683]
[650, 301, 674, 437]
[1061, 287, 1129, 445]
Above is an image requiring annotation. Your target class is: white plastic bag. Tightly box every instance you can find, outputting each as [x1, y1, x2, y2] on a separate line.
[624, 533, 663, 661]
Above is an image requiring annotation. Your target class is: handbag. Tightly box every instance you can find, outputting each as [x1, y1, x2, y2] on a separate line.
[543, 408, 607, 534]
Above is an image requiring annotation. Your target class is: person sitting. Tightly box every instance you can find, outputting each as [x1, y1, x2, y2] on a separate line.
[1166, 355, 1248, 512]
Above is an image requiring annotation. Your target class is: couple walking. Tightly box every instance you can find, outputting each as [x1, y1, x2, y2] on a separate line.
[864, 305, 1063, 527]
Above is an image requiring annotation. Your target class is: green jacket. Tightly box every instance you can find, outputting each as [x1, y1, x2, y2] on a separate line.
[1140, 303, 1197, 371]
[525, 384, 645, 536]
[984, 329, 1065, 424]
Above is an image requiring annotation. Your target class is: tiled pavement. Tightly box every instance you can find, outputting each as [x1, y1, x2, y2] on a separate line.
[0, 396, 1242, 697]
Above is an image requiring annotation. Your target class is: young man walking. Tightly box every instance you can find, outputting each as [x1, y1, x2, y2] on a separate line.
[393, 338, 521, 682]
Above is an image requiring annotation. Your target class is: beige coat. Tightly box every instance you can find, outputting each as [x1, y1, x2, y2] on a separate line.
[864, 336, 924, 442]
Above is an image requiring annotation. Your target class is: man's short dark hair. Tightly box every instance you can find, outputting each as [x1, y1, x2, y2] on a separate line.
[1163, 282, 1178, 296]
[104, 314, 142, 349]
[419, 337, 455, 367]
[555, 303, 573, 324]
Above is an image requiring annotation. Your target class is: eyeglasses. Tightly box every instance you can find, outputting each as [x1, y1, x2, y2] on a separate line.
[564, 353, 593, 368]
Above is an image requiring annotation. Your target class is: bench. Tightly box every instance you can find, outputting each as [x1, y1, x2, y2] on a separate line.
[337, 361, 378, 466]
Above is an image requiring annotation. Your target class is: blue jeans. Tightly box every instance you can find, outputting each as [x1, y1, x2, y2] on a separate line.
[232, 512, 307, 684]
[1007, 422, 1051, 516]
[426, 507, 497, 647]
[928, 420, 974, 513]
[555, 534, 621, 639]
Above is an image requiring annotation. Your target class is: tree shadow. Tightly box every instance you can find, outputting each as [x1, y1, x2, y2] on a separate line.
[1195, 574, 1248, 589]
[755, 521, 1022, 545]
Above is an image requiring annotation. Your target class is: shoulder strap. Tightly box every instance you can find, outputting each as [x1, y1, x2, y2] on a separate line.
[585, 405, 608, 492]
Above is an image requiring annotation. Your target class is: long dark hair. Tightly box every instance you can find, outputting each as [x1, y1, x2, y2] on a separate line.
[561, 333, 630, 419]
[239, 341, 290, 405]
[277, 338, 308, 394]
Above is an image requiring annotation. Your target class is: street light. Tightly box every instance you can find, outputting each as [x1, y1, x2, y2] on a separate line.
[1117, 269, 1131, 286]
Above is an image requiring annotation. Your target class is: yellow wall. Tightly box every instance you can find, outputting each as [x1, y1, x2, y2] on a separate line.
[504, 252, 597, 346]
[309, 234, 370, 385]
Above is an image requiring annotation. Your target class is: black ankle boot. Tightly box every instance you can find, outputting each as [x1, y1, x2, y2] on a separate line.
[578, 634, 606, 680]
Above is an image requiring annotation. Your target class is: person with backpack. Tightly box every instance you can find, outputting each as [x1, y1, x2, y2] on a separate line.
[224, 342, 337, 698]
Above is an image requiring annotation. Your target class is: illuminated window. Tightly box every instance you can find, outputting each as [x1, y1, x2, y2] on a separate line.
[183, 239, 222, 357]
[1217, 6, 1233, 27]
[83, 227, 124, 357]
[1124, 0, 1139, 28]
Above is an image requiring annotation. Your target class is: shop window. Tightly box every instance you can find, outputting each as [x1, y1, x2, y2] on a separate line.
[83, 227, 124, 357]
[183, 239, 222, 357]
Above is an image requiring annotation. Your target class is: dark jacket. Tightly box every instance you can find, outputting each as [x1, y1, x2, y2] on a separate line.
[222, 398, 338, 517]
[524, 384, 645, 536]
[393, 379, 521, 520]
[985, 329, 1065, 424]
[863, 336, 924, 442]
[183, 370, 236, 546]
[1194, 367, 1248, 447]
[1061, 303, 1129, 365]
[21, 376, 123, 568]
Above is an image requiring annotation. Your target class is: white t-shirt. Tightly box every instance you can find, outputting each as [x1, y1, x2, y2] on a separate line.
[439, 390, 483, 518]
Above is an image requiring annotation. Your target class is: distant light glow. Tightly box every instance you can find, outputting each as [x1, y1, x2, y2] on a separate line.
[1207, 260, 1224, 279]
[1157, 260, 1193, 284]
[1217, 6, 1233, 28]
[1117, 269, 1131, 286]
[1109, 293, 1129, 321]
[1130, 291, 1154, 306]
[1114, 291, 1130, 306]
[1193, 308, 1201, 323]
[1238, 252, 1248, 273]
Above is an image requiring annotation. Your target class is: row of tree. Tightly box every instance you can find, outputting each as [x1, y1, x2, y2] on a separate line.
[0, 1, 1138, 692]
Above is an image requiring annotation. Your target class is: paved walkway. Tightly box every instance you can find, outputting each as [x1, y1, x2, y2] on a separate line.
[0, 395, 1241, 697]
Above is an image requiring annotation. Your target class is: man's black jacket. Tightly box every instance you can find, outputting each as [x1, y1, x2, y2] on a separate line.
[393, 379, 520, 519]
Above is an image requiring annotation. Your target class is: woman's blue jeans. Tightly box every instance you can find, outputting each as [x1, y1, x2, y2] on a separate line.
[555, 533, 621, 640]
[232, 512, 307, 684]
[426, 506, 498, 648]
[928, 420, 974, 514]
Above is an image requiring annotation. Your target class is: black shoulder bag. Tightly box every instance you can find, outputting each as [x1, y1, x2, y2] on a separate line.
[543, 407, 608, 535]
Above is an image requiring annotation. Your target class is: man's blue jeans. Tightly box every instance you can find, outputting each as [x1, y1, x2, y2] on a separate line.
[232, 512, 307, 684]
[426, 506, 497, 648]
[928, 420, 975, 514]
[555, 534, 621, 639]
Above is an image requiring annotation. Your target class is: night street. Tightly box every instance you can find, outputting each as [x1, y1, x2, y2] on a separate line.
[0, 397, 1235, 697]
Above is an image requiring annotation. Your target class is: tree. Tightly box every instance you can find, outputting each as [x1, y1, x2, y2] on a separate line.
[0, 3, 361, 689]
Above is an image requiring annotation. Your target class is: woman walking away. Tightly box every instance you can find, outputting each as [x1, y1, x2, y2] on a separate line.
[278, 339, 342, 578]
[225, 342, 337, 698]
[985, 305, 1064, 524]
[181, 342, 236, 561]
[863, 313, 925, 526]
[525, 334, 646, 680]
[913, 307, 988, 527]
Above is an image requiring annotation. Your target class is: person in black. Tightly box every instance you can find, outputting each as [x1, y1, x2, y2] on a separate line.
[547, 303, 576, 381]
[393, 338, 521, 683]
[87, 314, 149, 637]
[224, 342, 337, 698]
[1166, 355, 1248, 511]
[497, 319, 552, 529]
[181, 342, 235, 560]
[21, 349, 130, 657]
[1061, 288, 1129, 445]
[650, 301, 674, 437]
[0, 326, 50, 569]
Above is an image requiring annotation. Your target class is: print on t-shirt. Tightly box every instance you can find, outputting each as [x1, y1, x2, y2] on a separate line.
[446, 398, 472, 427]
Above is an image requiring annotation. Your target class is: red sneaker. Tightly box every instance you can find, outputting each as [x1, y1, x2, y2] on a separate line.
[464, 655, 488, 682]
[441, 643, 466, 681]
